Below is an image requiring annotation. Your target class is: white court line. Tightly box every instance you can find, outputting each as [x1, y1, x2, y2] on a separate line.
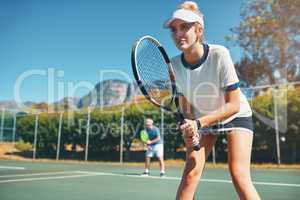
[0, 173, 97, 183]
[0, 166, 25, 170]
[77, 171, 300, 188]
[253, 181, 300, 187]
[1, 170, 299, 188]
[0, 171, 76, 178]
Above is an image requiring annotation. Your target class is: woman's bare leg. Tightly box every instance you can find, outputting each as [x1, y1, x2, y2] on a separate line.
[176, 134, 217, 200]
[227, 130, 260, 200]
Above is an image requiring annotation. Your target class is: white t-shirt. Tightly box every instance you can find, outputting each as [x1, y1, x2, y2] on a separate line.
[171, 44, 252, 124]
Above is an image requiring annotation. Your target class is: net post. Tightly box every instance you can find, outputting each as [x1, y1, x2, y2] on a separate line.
[56, 112, 63, 160]
[85, 107, 91, 162]
[120, 107, 125, 164]
[33, 114, 39, 159]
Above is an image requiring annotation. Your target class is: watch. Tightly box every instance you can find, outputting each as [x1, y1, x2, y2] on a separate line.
[196, 119, 202, 130]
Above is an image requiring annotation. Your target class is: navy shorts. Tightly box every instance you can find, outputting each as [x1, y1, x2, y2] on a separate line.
[200, 117, 253, 135]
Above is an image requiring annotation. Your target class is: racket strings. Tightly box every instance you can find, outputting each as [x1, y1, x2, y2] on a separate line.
[136, 39, 173, 106]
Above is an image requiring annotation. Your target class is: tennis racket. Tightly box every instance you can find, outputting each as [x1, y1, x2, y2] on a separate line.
[140, 129, 149, 143]
[131, 35, 200, 151]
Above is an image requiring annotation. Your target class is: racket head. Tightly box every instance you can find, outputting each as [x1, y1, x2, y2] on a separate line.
[140, 129, 149, 143]
[131, 36, 198, 150]
[131, 35, 176, 111]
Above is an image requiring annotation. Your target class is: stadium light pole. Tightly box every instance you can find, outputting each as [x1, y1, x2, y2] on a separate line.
[12, 112, 16, 143]
[212, 145, 216, 164]
[85, 107, 91, 162]
[273, 89, 281, 164]
[33, 114, 39, 159]
[161, 108, 164, 141]
[160, 108, 165, 161]
[120, 107, 125, 164]
[56, 112, 63, 160]
[0, 108, 5, 143]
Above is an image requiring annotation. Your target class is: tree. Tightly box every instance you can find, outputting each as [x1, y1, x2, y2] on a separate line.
[252, 86, 300, 162]
[235, 57, 274, 86]
[229, 0, 300, 84]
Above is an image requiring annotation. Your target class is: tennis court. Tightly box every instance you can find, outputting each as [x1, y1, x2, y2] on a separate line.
[0, 160, 299, 200]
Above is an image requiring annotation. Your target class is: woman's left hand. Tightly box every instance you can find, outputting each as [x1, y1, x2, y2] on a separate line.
[179, 119, 200, 148]
[179, 119, 197, 138]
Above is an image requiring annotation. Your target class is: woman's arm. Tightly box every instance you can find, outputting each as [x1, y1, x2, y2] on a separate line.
[198, 88, 240, 127]
[179, 89, 240, 146]
[178, 95, 195, 120]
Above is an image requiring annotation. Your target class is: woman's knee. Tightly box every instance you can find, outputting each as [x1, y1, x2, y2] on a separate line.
[182, 159, 203, 185]
[229, 163, 252, 184]
[183, 168, 202, 186]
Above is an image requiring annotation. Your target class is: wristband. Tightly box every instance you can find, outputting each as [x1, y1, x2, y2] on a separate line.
[196, 119, 202, 130]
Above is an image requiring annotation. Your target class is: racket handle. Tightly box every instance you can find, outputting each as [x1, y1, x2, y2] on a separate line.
[175, 113, 201, 151]
[193, 143, 201, 151]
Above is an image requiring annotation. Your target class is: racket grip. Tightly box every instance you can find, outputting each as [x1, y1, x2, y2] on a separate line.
[193, 143, 201, 151]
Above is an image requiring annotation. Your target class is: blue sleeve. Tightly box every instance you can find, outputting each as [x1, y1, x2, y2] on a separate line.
[155, 127, 160, 136]
[151, 127, 160, 138]
[224, 82, 240, 92]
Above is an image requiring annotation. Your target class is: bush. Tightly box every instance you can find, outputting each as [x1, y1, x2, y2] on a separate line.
[14, 87, 300, 162]
[15, 140, 32, 152]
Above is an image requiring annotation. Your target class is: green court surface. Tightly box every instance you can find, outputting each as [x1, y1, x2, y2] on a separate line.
[0, 160, 299, 200]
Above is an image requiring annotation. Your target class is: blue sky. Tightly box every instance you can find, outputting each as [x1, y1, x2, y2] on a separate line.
[0, 0, 244, 103]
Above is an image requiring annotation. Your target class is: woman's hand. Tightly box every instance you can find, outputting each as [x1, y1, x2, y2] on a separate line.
[179, 119, 200, 147]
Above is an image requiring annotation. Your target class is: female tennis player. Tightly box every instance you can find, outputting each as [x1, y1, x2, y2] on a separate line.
[164, 1, 261, 199]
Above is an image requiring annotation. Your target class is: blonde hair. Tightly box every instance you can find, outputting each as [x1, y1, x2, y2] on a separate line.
[145, 118, 153, 125]
[177, 1, 203, 17]
[178, 1, 204, 42]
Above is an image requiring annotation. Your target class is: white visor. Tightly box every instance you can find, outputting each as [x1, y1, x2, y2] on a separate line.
[164, 9, 204, 28]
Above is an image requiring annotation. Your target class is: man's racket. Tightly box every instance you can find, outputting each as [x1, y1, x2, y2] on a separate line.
[140, 129, 149, 143]
[131, 35, 200, 151]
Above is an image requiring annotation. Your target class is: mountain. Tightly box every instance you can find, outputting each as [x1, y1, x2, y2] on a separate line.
[0, 79, 141, 112]
[77, 79, 136, 108]
[0, 100, 37, 112]
[53, 97, 79, 111]
[0, 100, 20, 111]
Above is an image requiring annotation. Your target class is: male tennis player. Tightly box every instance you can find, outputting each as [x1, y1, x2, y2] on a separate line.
[164, 1, 261, 199]
[141, 118, 165, 177]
